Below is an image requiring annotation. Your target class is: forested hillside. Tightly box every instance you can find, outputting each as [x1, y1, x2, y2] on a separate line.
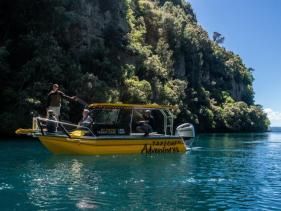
[0, 0, 269, 135]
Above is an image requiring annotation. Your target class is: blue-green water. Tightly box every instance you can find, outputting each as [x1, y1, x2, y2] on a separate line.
[1, 133, 281, 210]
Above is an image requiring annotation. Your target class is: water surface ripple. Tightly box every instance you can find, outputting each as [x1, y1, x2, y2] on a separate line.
[1, 133, 281, 210]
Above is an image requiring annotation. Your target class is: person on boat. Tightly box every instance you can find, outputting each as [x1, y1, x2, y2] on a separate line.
[78, 109, 93, 128]
[46, 110, 58, 133]
[47, 84, 76, 118]
[145, 110, 155, 128]
[136, 110, 155, 136]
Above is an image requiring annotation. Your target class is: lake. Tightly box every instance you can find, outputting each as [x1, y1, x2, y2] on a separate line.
[1, 133, 281, 210]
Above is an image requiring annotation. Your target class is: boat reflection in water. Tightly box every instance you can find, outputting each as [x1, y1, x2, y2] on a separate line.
[16, 103, 195, 155]
[24, 153, 189, 209]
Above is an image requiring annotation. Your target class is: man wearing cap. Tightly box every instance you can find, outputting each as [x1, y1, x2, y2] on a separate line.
[47, 84, 76, 118]
[136, 110, 155, 136]
[144, 110, 155, 128]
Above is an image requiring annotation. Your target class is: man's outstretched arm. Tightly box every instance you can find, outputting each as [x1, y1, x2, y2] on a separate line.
[59, 91, 75, 101]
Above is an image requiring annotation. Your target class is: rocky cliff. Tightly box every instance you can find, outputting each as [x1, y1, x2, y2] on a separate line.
[0, 0, 269, 135]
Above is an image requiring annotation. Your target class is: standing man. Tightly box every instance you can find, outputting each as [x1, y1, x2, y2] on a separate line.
[47, 84, 76, 118]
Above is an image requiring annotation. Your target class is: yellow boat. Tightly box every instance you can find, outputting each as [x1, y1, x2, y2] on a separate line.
[16, 103, 195, 155]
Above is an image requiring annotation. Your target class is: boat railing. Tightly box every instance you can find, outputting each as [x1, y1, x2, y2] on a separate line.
[35, 117, 95, 138]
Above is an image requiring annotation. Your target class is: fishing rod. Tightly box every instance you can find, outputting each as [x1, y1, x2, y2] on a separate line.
[74, 96, 89, 107]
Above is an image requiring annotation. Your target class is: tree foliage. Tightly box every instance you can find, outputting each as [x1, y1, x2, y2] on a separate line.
[0, 0, 269, 135]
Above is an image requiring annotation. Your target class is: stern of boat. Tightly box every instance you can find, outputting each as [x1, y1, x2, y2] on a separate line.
[176, 123, 195, 147]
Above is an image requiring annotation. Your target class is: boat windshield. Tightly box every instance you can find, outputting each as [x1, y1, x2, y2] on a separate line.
[90, 109, 119, 124]
[89, 108, 168, 135]
[89, 109, 132, 135]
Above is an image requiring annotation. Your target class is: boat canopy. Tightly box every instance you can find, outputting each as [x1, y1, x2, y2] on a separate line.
[87, 103, 175, 135]
[88, 103, 174, 110]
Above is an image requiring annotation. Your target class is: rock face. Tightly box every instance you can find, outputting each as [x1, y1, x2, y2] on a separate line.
[0, 0, 269, 135]
[175, 54, 186, 77]
[61, 0, 129, 52]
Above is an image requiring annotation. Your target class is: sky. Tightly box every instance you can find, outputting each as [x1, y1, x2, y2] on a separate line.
[188, 0, 281, 126]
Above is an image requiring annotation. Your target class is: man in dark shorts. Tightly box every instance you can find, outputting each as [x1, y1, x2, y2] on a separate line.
[47, 84, 76, 118]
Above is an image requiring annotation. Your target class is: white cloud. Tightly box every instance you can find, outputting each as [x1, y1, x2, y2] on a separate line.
[264, 108, 281, 121]
[264, 108, 281, 126]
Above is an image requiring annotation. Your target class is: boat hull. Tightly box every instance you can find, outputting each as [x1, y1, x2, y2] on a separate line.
[38, 135, 188, 155]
